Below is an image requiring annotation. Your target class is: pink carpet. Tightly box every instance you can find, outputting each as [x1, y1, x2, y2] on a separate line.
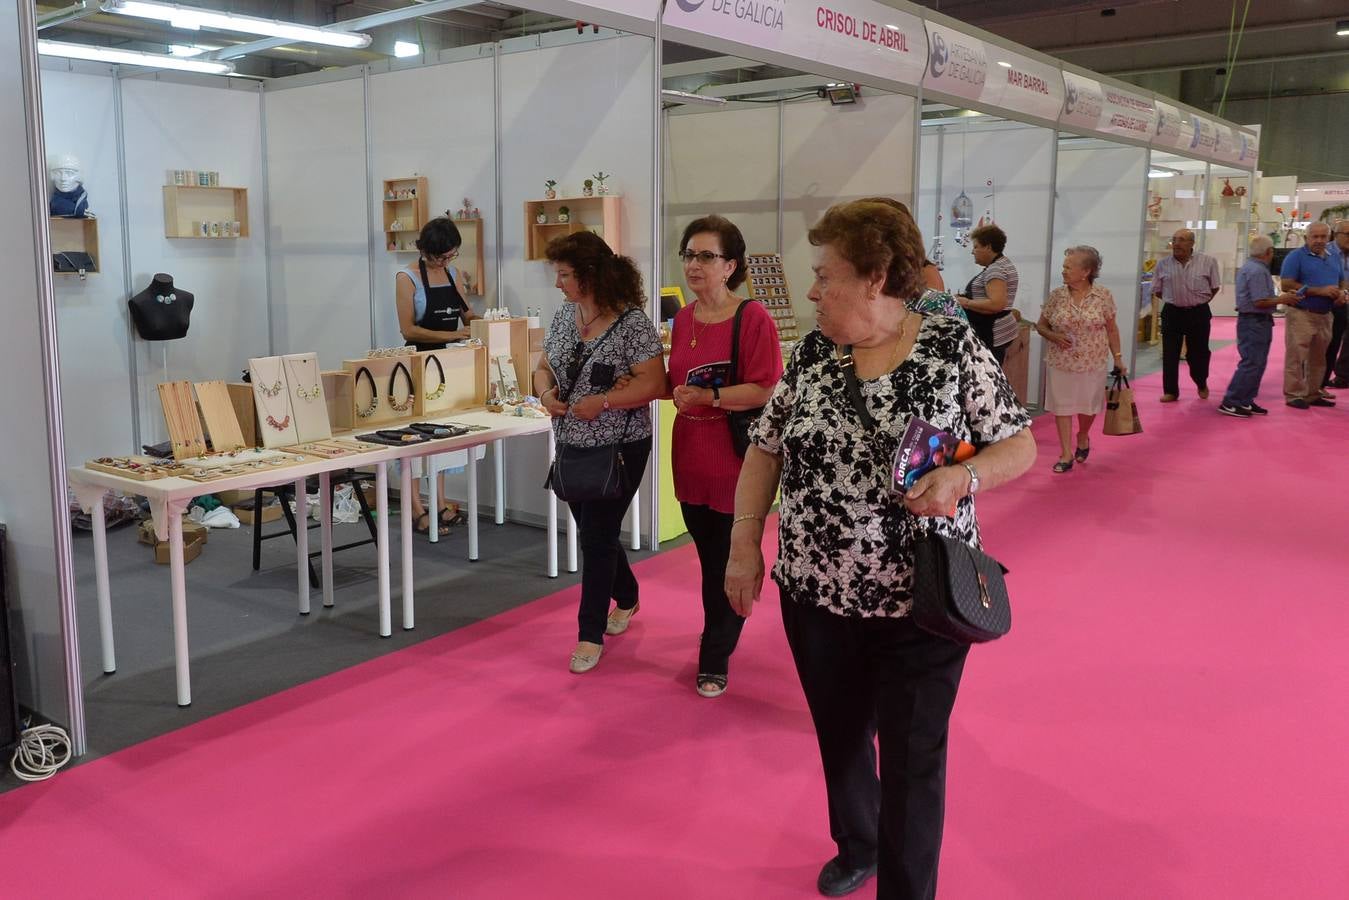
[2, 319, 1346, 898]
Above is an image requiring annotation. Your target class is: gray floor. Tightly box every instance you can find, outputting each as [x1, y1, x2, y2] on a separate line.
[3, 501, 665, 791]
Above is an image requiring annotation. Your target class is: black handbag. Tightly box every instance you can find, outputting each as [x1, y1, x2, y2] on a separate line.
[837, 346, 1011, 644]
[545, 312, 636, 503]
[726, 299, 765, 457]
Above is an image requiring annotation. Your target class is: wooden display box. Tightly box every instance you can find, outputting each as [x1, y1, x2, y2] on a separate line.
[226, 382, 261, 448]
[162, 185, 249, 239]
[454, 217, 486, 296]
[383, 176, 429, 253]
[523, 195, 621, 260]
[470, 317, 532, 399]
[419, 345, 488, 414]
[343, 355, 424, 426]
[50, 216, 98, 274]
[322, 370, 354, 432]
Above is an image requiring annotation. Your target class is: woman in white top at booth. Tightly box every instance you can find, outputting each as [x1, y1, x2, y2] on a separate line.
[396, 216, 479, 536]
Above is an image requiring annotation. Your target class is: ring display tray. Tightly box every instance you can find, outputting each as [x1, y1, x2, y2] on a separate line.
[177, 452, 310, 483]
[290, 438, 384, 459]
[85, 456, 191, 480]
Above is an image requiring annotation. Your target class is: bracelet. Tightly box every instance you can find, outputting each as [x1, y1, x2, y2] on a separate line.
[732, 513, 764, 526]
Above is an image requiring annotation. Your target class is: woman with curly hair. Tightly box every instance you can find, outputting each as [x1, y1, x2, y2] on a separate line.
[532, 231, 666, 674]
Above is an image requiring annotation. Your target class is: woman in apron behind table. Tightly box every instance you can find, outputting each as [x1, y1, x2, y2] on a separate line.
[395, 216, 479, 536]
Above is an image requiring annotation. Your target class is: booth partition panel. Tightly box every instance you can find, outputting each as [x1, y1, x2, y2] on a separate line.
[41, 68, 134, 463]
[264, 76, 372, 364]
[119, 78, 269, 447]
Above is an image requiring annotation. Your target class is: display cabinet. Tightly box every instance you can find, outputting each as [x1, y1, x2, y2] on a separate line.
[162, 185, 249, 238]
[50, 216, 98, 274]
[523, 195, 621, 260]
[383, 176, 429, 253]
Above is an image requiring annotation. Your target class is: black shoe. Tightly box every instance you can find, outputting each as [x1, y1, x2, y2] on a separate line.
[1311, 397, 1336, 407]
[817, 858, 878, 897]
[1287, 399, 1310, 409]
[1218, 403, 1251, 418]
[1245, 403, 1269, 416]
[1329, 378, 1349, 389]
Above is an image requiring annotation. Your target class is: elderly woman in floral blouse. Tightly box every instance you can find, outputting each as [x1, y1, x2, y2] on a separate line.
[1036, 245, 1125, 473]
[724, 200, 1035, 899]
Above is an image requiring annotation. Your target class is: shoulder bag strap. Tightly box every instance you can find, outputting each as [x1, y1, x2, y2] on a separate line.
[837, 346, 877, 431]
[729, 299, 752, 385]
[557, 308, 635, 404]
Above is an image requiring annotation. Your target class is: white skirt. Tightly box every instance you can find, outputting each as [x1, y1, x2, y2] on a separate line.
[1045, 366, 1107, 416]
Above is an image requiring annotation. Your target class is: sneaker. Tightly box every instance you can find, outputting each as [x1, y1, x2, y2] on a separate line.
[1311, 397, 1336, 407]
[1218, 403, 1252, 418]
[1319, 389, 1334, 400]
[1287, 399, 1310, 409]
[1244, 403, 1269, 416]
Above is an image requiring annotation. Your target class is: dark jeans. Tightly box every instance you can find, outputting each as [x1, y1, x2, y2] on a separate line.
[1326, 305, 1348, 385]
[570, 437, 650, 645]
[1161, 302, 1212, 396]
[680, 503, 745, 676]
[1222, 313, 1273, 408]
[781, 595, 969, 900]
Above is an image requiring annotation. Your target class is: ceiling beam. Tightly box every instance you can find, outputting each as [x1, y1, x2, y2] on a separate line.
[699, 75, 824, 99]
[661, 55, 765, 79]
[209, 0, 484, 60]
[37, 1, 98, 30]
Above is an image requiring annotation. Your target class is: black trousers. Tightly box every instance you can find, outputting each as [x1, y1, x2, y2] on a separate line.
[680, 503, 745, 676]
[1325, 305, 1348, 385]
[1161, 302, 1212, 396]
[570, 437, 650, 645]
[781, 596, 969, 900]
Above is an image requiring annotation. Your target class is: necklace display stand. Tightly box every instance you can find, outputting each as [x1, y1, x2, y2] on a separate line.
[342, 354, 424, 426]
[744, 252, 800, 341]
[282, 352, 331, 443]
[192, 381, 246, 452]
[156, 381, 208, 459]
[248, 355, 300, 447]
[420, 345, 488, 414]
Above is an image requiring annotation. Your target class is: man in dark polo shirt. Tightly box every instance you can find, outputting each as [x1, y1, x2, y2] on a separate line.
[1279, 222, 1348, 408]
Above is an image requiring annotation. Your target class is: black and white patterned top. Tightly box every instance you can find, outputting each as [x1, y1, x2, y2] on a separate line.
[752, 314, 1030, 618]
[544, 304, 664, 448]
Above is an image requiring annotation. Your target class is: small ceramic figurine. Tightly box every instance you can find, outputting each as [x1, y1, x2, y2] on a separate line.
[592, 171, 610, 195]
[582, 179, 594, 197]
[1221, 177, 1235, 197]
[558, 206, 570, 223]
[544, 179, 557, 200]
[536, 212, 548, 224]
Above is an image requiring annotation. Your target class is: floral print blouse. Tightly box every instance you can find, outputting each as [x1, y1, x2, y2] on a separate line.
[1041, 284, 1117, 374]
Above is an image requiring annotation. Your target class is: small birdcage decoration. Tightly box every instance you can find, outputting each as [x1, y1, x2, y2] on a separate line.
[950, 191, 974, 229]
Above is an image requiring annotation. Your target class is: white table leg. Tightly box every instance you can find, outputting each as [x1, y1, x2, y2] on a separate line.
[629, 491, 641, 551]
[425, 457, 439, 545]
[401, 458, 415, 631]
[376, 461, 391, 638]
[168, 509, 191, 707]
[546, 430, 558, 577]
[295, 477, 310, 616]
[319, 471, 334, 608]
[567, 509, 578, 574]
[86, 491, 115, 674]
[493, 438, 505, 524]
[467, 450, 480, 562]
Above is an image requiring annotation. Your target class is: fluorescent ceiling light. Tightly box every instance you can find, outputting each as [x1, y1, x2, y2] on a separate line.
[168, 43, 218, 57]
[38, 39, 235, 74]
[660, 88, 728, 108]
[1337, 20, 1349, 36]
[997, 60, 1012, 68]
[1148, 169, 1177, 178]
[393, 40, 420, 58]
[102, 1, 372, 49]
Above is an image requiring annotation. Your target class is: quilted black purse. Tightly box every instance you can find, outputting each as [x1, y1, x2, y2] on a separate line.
[837, 346, 1011, 644]
[726, 300, 765, 457]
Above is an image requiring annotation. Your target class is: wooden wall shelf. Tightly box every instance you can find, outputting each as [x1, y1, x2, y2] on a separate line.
[50, 216, 99, 274]
[452, 217, 487, 296]
[383, 176, 429, 253]
[523, 195, 621, 260]
[162, 185, 249, 239]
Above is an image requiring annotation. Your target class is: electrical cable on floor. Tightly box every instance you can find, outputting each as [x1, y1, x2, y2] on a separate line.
[10, 723, 72, 782]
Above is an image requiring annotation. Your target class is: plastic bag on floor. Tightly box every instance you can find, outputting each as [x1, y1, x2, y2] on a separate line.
[68, 488, 139, 531]
[332, 484, 362, 524]
[199, 506, 241, 529]
[287, 492, 322, 521]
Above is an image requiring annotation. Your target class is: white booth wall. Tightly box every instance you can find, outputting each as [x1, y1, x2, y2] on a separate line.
[1052, 140, 1149, 369]
[2, 0, 72, 725]
[918, 119, 1055, 403]
[664, 92, 917, 334]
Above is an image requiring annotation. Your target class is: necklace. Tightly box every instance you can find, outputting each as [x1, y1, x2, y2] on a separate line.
[252, 359, 291, 429]
[690, 295, 730, 349]
[286, 355, 321, 402]
[576, 303, 601, 338]
[424, 353, 446, 401]
[252, 375, 292, 430]
[388, 361, 415, 413]
[354, 366, 378, 418]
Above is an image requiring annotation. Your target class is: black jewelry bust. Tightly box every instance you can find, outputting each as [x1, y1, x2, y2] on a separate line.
[128, 274, 194, 341]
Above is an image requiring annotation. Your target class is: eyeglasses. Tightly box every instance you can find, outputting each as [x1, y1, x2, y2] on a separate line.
[679, 250, 727, 264]
[428, 249, 459, 263]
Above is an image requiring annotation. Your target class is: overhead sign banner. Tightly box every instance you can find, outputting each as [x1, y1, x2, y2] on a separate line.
[1188, 115, 1218, 157]
[1096, 85, 1156, 141]
[921, 22, 987, 103]
[1295, 183, 1349, 203]
[662, 0, 927, 89]
[1235, 129, 1259, 168]
[1213, 123, 1237, 163]
[982, 47, 1064, 123]
[1060, 71, 1105, 133]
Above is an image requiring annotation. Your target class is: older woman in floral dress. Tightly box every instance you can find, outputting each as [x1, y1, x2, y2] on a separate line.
[1036, 245, 1125, 473]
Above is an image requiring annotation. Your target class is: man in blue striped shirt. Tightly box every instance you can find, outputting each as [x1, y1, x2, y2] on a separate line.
[1152, 229, 1220, 402]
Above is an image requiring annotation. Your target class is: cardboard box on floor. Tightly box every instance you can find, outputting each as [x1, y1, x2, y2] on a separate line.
[233, 501, 283, 526]
[137, 518, 208, 565]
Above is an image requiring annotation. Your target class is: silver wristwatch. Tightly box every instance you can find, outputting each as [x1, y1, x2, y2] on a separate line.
[962, 462, 980, 495]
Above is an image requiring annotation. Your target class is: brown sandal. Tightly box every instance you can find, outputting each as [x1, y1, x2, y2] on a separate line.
[414, 512, 449, 537]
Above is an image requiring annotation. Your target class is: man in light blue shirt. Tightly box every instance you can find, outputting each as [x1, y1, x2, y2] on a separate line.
[1325, 222, 1349, 388]
[1219, 236, 1290, 417]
